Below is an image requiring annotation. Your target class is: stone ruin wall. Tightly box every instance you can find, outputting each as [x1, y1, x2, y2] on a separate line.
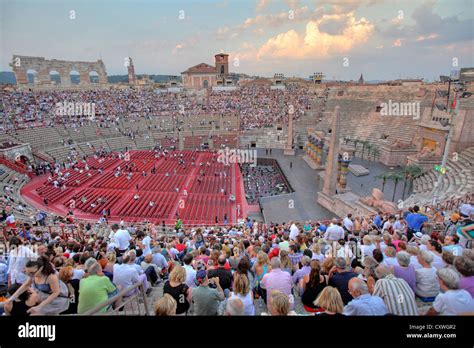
[10, 55, 108, 89]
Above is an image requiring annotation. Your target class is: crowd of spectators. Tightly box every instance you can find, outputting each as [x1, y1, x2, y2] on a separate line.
[0, 85, 312, 133]
[0, 201, 472, 316]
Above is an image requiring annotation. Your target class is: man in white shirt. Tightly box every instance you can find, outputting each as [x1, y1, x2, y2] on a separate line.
[427, 268, 474, 315]
[7, 237, 37, 285]
[113, 224, 131, 254]
[343, 214, 354, 233]
[324, 219, 345, 242]
[459, 202, 474, 218]
[183, 253, 197, 288]
[289, 222, 300, 241]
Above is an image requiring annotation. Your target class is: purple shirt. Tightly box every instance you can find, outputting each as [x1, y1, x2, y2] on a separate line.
[393, 265, 416, 293]
[292, 265, 311, 284]
[261, 268, 293, 296]
[460, 276, 474, 298]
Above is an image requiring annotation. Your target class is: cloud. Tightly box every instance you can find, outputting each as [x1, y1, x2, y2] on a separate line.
[256, 0, 271, 12]
[380, 0, 473, 47]
[415, 33, 439, 42]
[255, 13, 374, 59]
[392, 38, 402, 47]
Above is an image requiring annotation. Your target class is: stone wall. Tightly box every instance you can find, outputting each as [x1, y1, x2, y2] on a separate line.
[10, 55, 108, 88]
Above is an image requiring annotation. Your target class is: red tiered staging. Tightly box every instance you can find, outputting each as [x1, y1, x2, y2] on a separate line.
[21, 150, 246, 225]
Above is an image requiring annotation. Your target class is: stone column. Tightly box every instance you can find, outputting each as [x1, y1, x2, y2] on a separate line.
[13, 68, 28, 85]
[284, 106, 295, 155]
[38, 68, 51, 86]
[98, 73, 108, 85]
[322, 105, 340, 196]
[60, 69, 71, 86]
[80, 71, 90, 86]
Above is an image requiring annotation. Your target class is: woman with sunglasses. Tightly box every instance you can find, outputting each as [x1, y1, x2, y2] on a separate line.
[6, 256, 69, 315]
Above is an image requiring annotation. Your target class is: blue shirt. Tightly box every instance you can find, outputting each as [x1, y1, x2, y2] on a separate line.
[406, 213, 428, 232]
[343, 293, 389, 316]
[318, 224, 327, 232]
[374, 215, 382, 228]
[151, 252, 168, 269]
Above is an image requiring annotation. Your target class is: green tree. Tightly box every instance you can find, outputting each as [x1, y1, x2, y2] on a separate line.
[371, 146, 380, 161]
[375, 173, 390, 193]
[388, 171, 405, 202]
[360, 140, 370, 160]
[401, 164, 424, 198]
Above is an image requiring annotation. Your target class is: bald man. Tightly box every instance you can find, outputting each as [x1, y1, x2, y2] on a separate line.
[343, 277, 388, 316]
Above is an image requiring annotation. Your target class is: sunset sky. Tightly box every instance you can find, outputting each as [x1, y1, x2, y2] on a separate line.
[1, 0, 473, 80]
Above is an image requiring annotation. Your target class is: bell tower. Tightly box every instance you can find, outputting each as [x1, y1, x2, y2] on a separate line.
[214, 53, 229, 76]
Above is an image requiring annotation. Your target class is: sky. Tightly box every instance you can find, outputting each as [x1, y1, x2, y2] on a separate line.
[0, 0, 473, 81]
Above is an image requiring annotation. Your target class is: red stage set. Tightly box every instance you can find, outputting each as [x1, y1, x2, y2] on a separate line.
[21, 150, 248, 225]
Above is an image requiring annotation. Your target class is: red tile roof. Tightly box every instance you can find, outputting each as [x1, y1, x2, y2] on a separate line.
[181, 63, 217, 74]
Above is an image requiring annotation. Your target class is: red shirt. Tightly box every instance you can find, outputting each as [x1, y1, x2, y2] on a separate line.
[268, 247, 280, 260]
[176, 243, 186, 252]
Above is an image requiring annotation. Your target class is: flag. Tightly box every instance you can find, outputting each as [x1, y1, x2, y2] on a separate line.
[449, 94, 457, 114]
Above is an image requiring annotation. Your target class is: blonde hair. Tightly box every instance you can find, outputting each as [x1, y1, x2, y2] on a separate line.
[314, 286, 344, 314]
[154, 294, 177, 316]
[363, 235, 373, 245]
[269, 290, 290, 316]
[106, 251, 116, 264]
[311, 243, 321, 254]
[233, 273, 250, 296]
[257, 251, 270, 266]
[384, 246, 396, 257]
[321, 257, 336, 274]
[169, 265, 186, 283]
[279, 250, 292, 270]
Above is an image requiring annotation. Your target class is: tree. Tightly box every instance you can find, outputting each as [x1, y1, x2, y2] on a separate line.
[401, 164, 424, 199]
[388, 171, 405, 202]
[366, 143, 373, 160]
[375, 173, 390, 193]
[371, 146, 380, 161]
[360, 140, 370, 160]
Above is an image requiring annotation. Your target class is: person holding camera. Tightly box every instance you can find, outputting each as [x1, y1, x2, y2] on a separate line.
[191, 269, 225, 315]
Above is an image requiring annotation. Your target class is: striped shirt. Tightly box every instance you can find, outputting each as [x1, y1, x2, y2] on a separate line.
[374, 274, 418, 315]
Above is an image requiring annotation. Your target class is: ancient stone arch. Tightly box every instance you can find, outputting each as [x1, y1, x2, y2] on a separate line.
[10, 55, 108, 87]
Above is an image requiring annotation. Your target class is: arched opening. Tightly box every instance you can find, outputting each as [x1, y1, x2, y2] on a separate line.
[70, 70, 80, 85]
[203, 80, 209, 88]
[49, 70, 61, 85]
[89, 71, 99, 83]
[26, 69, 39, 84]
[220, 65, 225, 74]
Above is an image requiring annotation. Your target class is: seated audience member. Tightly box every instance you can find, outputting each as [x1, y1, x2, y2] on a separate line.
[426, 268, 474, 315]
[372, 265, 418, 315]
[415, 250, 440, 300]
[263, 290, 297, 316]
[3, 283, 40, 316]
[299, 260, 327, 313]
[78, 259, 117, 314]
[453, 256, 474, 297]
[392, 251, 416, 293]
[224, 297, 245, 316]
[208, 255, 233, 296]
[7, 256, 70, 315]
[343, 278, 388, 316]
[314, 286, 344, 316]
[260, 257, 293, 303]
[154, 294, 177, 316]
[328, 257, 357, 305]
[163, 266, 191, 315]
[228, 272, 255, 315]
[191, 270, 225, 316]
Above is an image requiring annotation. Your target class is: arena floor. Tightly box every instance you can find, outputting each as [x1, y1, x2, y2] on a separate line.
[21, 150, 248, 225]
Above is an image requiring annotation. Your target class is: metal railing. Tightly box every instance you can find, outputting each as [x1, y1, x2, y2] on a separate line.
[81, 281, 150, 316]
